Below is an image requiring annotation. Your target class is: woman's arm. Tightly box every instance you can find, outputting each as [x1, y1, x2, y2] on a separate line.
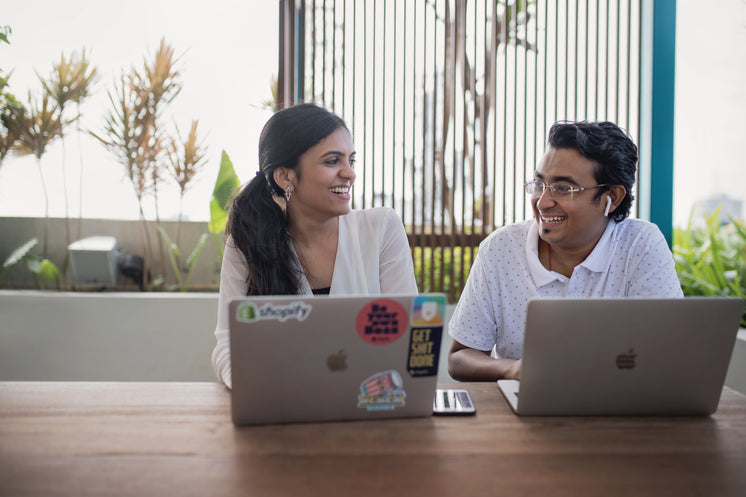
[211, 237, 249, 388]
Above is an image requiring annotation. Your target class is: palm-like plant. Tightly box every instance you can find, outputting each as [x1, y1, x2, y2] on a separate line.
[0, 74, 24, 166]
[134, 38, 182, 225]
[93, 71, 160, 288]
[39, 49, 97, 241]
[95, 72, 151, 215]
[167, 119, 207, 245]
[0, 25, 24, 167]
[40, 49, 98, 113]
[157, 119, 208, 288]
[7, 92, 64, 257]
[93, 39, 183, 288]
[40, 49, 97, 271]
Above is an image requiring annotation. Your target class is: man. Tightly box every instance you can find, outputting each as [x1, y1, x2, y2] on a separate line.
[447, 121, 683, 382]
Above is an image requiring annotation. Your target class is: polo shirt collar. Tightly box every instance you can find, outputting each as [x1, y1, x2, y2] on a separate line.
[579, 219, 618, 273]
[526, 219, 619, 286]
[526, 221, 561, 287]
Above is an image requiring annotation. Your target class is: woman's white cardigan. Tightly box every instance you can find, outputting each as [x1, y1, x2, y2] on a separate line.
[211, 207, 418, 388]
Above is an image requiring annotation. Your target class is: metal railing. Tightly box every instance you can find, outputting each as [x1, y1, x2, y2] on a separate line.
[280, 0, 641, 301]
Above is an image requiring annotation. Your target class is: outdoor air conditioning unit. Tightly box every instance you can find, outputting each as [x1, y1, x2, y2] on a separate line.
[67, 236, 120, 286]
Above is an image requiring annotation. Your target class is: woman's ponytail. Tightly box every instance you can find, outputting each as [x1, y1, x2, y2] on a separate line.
[227, 174, 300, 295]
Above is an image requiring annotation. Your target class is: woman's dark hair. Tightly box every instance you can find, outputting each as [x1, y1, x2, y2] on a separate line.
[227, 103, 348, 295]
[547, 120, 638, 221]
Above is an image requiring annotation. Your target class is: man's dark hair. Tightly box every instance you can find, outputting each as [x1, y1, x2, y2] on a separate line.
[547, 120, 637, 221]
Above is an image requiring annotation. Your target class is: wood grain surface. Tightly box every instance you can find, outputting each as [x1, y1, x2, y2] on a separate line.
[1, 381, 745, 497]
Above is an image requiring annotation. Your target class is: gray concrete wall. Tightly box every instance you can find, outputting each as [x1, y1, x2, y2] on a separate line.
[0, 217, 223, 290]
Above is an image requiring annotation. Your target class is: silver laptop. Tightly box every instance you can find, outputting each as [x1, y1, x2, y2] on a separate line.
[229, 293, 446, 425]
[498, 297, 745, 416]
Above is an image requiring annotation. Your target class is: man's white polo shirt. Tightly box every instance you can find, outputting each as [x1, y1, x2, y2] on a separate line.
[448, 218, 683, 360]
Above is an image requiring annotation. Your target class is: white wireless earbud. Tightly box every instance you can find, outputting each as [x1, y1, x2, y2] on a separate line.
[604, 196, 612, 217]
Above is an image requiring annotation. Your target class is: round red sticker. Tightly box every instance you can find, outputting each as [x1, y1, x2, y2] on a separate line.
[355, 299, 408, 345]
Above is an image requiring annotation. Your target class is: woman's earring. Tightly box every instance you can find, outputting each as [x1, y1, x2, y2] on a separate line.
[604, 196, 612, 217]
[285, 185, 292, 203]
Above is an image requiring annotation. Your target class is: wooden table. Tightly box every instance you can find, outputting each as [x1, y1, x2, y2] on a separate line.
[1, 382, 745, 497]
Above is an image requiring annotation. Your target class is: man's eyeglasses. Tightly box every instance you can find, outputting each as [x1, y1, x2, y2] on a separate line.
[524, 180, 608, 200]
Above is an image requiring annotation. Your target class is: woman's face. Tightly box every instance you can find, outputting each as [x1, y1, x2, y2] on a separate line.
[287, 126, 356, 221]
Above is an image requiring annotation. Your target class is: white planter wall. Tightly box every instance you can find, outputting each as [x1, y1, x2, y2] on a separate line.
[0, 291, 457, 383]
[0, 291, 219, 382]
[1, 290, 743, 395]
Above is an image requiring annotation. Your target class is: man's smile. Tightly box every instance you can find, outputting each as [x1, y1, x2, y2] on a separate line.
[540, 214, 566, 224]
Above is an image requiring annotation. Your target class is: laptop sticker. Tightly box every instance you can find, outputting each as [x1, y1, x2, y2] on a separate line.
[407, 327, 442, 377]
[411, 295, 445, 326]
[357, 370, 407, 411]
[235, 301, 312, 323]
[356, 299, 408, 345]
[407, 295, 444, 377]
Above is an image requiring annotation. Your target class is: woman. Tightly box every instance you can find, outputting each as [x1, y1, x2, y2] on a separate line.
[212, 103, 418, 387]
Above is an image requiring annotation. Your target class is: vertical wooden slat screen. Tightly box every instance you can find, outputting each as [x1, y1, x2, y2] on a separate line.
[286, 0, 642, 302]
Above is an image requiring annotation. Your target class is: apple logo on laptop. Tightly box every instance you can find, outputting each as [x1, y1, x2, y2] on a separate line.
[616, 348, 637, 370]
[327, 349, 347, 372]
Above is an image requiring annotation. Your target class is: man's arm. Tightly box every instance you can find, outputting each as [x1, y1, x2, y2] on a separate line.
[447, 339, 522, 382]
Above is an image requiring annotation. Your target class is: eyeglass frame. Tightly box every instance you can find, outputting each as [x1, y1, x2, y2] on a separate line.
[524, 179, 609, 200]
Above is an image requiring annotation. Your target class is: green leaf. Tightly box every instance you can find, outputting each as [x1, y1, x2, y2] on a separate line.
[184, 233, 210, 290]
[39, 259, 60, 282]
[730, 217, 746, 243]
[3, 238, 39, 269]
[674, 206, 746, 327]
[209, 197, 229, 236]
[186, 233, 209, 269]
[156, 226, 183, 288]
[0, 25, 10, 45]
[150, 275, 165, 290]
[25, 255, 42, 274]
[208, 150, 240, 235]
[156, 226, 180, 257]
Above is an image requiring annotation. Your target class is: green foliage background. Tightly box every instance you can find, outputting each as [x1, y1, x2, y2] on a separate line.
[674, 209, 746, 328]
[413, 246, 475, 303]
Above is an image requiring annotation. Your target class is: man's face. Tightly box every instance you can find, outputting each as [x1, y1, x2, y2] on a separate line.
[531, 147, 610, 253]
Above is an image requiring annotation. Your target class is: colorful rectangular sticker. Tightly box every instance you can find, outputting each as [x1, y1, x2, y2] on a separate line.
[407, 295, 445, 377]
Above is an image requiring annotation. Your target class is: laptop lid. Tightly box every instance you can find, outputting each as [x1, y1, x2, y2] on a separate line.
[229, 293, 446, 425]
[498, 297, 745, 416]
